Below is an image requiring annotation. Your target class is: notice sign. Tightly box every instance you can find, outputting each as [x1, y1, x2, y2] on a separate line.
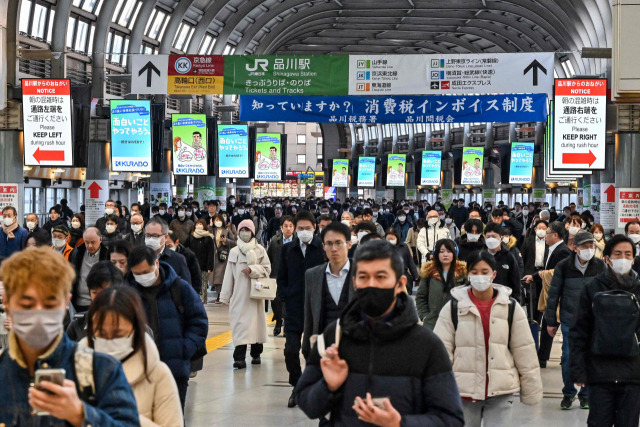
[461, 147, 484, 185]
[217, 125, 249, 178]
[168, 55, 224, 95]
[387, 154, 406, 187]
[421, 151, 441, 186]
[110, 100, 152, 172]
[84, 180, 109, 227]
[617, 189, 640, 229]
[0, 184, 19, 213]
[357, 157, 376, 187]
[349, 56, 428, 95]
[172, 114, 208, 175]
[509, 142, 534, 184]
[332, 159, 349, 188]
[601, 183, 616, 231]
[553, 79, 606, 170]
[255, 133, 282, 181]
[22, 79, 73, 166]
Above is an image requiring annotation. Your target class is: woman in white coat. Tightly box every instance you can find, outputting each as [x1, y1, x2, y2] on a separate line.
[434, 250, 542, 427]
[221, 219, 272, 369]
[83, 286, 183, 427]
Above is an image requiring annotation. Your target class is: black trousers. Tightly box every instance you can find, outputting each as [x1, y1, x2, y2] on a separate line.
[233, 343, 263, 360]
[284, 330, 303, 387]
[271, 296, 284, 323]
[588, 383, 640, 427]
[538, 315, 554, 361]
[175, 376, 188, 412]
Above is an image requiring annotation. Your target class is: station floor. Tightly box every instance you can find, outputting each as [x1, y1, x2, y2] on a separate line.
[184, 300, 588, 426]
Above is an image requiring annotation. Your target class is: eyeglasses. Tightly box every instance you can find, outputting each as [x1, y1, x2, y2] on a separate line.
[324, 241, 346, 248]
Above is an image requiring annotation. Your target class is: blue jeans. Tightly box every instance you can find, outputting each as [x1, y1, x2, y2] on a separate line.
[561, 322, 587, 399]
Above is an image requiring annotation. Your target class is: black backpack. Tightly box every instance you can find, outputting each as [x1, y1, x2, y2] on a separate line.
[451, 297, 517, 348]
[591, 290, 640, 357]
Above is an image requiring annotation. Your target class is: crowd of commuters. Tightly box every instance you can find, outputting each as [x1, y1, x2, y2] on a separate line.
[1, 193, 640, 426]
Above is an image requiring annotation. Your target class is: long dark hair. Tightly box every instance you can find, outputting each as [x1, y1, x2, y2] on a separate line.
[433, 239, 459, 290]
[87, 286, 149, 380]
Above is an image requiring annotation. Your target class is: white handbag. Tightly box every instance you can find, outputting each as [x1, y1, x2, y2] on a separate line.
[250, 278, 278, 300]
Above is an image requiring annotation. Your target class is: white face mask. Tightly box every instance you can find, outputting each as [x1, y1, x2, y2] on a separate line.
[52, 238, 66, 249]
[134, 269, 158, 287]
[485, 237, 501, 250]
[145, 237, 163, 251]
[628, 234, 640, 244]
[195, 225, 204, 231]
[398, 216, 406, 223]
[105, 208, 114, 215]
[387, 239, 397, 245]
[297, 229, 313, 243]
[522, 209, 529, 216]
[569, 226, 580, 235]
[214, 221, 223, 228]
[238, 209, 245, 215]
[357, 231, 369, 242]
[26, 221, 36, 230]
[341, 219, 352, 227]
[158, 209, 166, 216]
[428, 218, 439, 226]
[239, 231, 253, 243]
[502, 237, 510, 244]
[469, 274, 493, 292]
[178, 211, 185, 218]
[579, 248, 596, 261]
[131, 223, 143, 233]
[467, 233, 480, 242]
[445, 218, 453, 225]
[536, 229, 546, 239]
[593, 232, 603, 241]
[372, 212, 378, 217]
[71, 221, 81, 229]
[11, 309, 64, 350]
[94, 334, 135, 361]
[351, 234, 359, 244]
[3, 217, 14, 227]
[105, 224, 116, 234]
[610, 258, 634, 276]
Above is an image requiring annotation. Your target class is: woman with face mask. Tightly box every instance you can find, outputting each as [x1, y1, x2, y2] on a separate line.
[444, 214, 461, 240]
[82, 286, 184, 427]
[68, 213, 85, 248]
[405, 219, 426, 268]
[249, 207, 268, 246]
[434, 251, 542, 426]
[590, 224, 606, 259]
[565, 216, 583, 249]
[185, 219, 215, 304]
[101, 214, 123, 249]
[456, 219, 486, 262]
[220, 220, 272, 369]
[210, 214, 236, 304]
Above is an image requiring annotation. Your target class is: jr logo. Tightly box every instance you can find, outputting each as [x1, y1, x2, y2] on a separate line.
[246, 59, 269, 72]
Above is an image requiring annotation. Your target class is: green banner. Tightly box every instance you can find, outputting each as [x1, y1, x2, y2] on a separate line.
[441, 189, 453, 210]
[223, 55, 349, 95]
[533, 188, 546, 203]
[483, 189, 496, 203]
[197, 185, 215, 207]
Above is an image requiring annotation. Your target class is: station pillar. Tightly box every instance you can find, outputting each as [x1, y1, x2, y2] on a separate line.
[175, 175, 188, 204]
[150, 147, 172, 206]
[0, 130, 25, 220]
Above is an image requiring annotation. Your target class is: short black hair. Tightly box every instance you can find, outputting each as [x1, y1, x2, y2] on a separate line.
[360, 233, 382, 245]
[484, 222, 503, 236]
[547, 221, 566, 238]
[603, 234, 637, 258]
[317, 214, 333, 223]
[534, 220, 549, 228]
[49, 205, 62, 214]
[320, 222, 351, 243]
[87, 261, 124, 291]
[108, 239, 132, 258]
[280, 215, 294, 227]
[128, 246, 158, 269]
[353, 209, 364, 219]
[625, 220, 640, 234]
[467, 250, 497, 272]
[355, 221, 377, 234]
[353, 240, 404, 280]
[294, 211, 316, 227]
[362, 208, 373, 217]
[463, 219, 484, 234]
[105, 214, 119, 224]
[491, 209, 503, 218]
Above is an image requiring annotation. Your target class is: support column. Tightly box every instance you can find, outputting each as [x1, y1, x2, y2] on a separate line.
[175, 175, 188, 204]
[0, 131, 25, 220]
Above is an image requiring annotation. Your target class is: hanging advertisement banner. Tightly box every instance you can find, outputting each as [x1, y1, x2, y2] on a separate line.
[240, 93, 547, 124]
[196, 184, 215, 207]
[172, 114, 208, 175]
[255, 133, 282, 181]
[331, 159, 349, 188]
[441, 189, 454, 210]
[223, 55, 348, 95]
[617, 188, 640, 230]
[22, 79, 74, 166]
[483, 189, 496, 204]
[167, 55, 224, 95]
[533, 189, 546, 203]
[509, 142, 534, 184]
[461, 147, 484, 185]
[150, 183, 171, 206]
[109, 100, 152, 172]
[421, 151, 442, 186]
[591, 183, 601, 224]
[386, 154, 406, 187]
[357, 157, 376, 187]
[553, 79, 607, 170]
[217, 125, 249, 178]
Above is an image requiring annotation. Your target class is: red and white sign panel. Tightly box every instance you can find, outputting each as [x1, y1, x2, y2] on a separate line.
[22, 79, 73, 166]
[553, 78, 606, 170]
[617, 188, 640, 230]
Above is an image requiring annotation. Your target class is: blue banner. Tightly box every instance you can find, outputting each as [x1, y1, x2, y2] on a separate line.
[357, 157, 376, 187]
[217, 125, 249, 178]
[110, 100, 152, 172]
[509, 142, 534, 184]
[421, 151, 442, 186]
[240, 93, 547, 124]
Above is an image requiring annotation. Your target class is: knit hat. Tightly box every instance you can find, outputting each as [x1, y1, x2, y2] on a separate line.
[574, 231, 594, 246]
[238, 219, 255, 234]
[52, 224, 70, 236]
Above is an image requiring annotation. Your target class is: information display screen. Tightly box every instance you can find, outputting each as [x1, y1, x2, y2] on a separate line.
[386, 154, 406, 187]
[461, 147, 484, 185]
[255, 133, 282, 181]
[217, 124, 249, 178]
[357, 157, 376, 187]
[110, 100, 152, 172]
[332, 159, 349, 188]
[421, 151, 441, 186]
[509, 142, 534, 184]
[172, 114, 208, 175]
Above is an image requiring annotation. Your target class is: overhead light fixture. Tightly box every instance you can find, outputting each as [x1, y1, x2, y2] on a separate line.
[23, 166, 32, 171]
[52, 168, 65, 173]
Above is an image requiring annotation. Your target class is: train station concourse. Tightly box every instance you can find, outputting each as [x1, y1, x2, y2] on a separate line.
[2, 0, 640, 426]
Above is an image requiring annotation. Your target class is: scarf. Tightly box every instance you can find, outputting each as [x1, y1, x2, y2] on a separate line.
[193, 229, 212, 239]
[236, 237, 258, 265]
[1, 221, 18, 239]
[605, 267, 639, 292]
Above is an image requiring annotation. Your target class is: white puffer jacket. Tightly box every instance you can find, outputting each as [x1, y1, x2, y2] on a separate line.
[434, 285, 542, 405]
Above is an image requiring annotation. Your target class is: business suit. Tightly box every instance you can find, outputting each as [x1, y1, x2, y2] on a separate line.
[267, 232, 291, 326]
[521, 234, 547, 276]
[302, 261, 354, 358]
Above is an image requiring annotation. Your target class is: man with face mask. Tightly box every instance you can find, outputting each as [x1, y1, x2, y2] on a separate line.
[24, 212, 50, 245]
[0, 206, 28, 258]
[51, 225, 74, 260]
[570, 235, 640, 425]
[127, 245, 208, 411]
[296, 240, 465, 426]
[169, 205, 194, 244]
[544, 231, 605, 410]
[417, 210, 452, 264]
[276, 211, 326, 408]
[483, 223, 521, 301]
[266, 206, 284, 240]
[0, 247, 140, 426]
[69, 227, 109, 312]
[625, 220, 640, 256]
[450, 199, 469, 231]
[95, 200, 127, 235]
[144, 218, 193, 292]
[124, 212, 146, 247]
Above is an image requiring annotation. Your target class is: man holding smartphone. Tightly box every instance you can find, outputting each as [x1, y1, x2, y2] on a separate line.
[0, 247, 139, 426]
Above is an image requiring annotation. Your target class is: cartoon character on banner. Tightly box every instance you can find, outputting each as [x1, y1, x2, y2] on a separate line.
[256, 145, 281, 171]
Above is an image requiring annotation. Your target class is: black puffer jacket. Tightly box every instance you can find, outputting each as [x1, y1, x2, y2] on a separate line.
[455, 234, 486, 262]
[570, 269, 640, 385]
[296, 293, 464, 427]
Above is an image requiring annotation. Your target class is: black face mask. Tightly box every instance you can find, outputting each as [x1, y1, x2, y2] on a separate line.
[356, 286, 397, 318]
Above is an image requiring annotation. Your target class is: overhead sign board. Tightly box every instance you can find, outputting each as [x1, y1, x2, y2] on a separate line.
[172, 114, 208, 175]
[386, 154, 406, 187]
[421, 151, 442, 186]
[461, 147, 484, 185]
[168, 55, 224, 95]
[509, 142, 534, 184]
[348, 53, 555, 96]
[617, 188, 640, 230]
[255, 133, 282, 181]
[545, 100, 583, 180]
[553, 79, 607, 170]
[130, 54, 169, 95]
[109, 100, 152, 172]
[217, 125, 249, 178]
[331, 159, 349, 188]
[357, 157, 376, 188]
[22, 79, 73, 166]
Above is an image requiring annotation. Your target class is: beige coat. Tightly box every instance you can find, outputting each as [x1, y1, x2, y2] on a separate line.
[220, 242, 271, 346]
[434, 285, 542, 405]
[81, 334, 183, 427]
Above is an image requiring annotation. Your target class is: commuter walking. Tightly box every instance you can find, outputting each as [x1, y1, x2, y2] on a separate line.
[186, 219, 215, 304]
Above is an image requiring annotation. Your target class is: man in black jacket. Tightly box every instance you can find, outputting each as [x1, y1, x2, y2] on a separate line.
[521, 220, 549, 276]
[144, 218, 192, 286]
[483, 222, 521, 301]
[69, 227, 109, 312]
[277, 211, 326, 408]
[267, 215, 295, 336]
[296, 240, 464, 426]
[95, 200, 127, 233]
[570, 235, 640, 426]
[545, 231, 605, 410]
